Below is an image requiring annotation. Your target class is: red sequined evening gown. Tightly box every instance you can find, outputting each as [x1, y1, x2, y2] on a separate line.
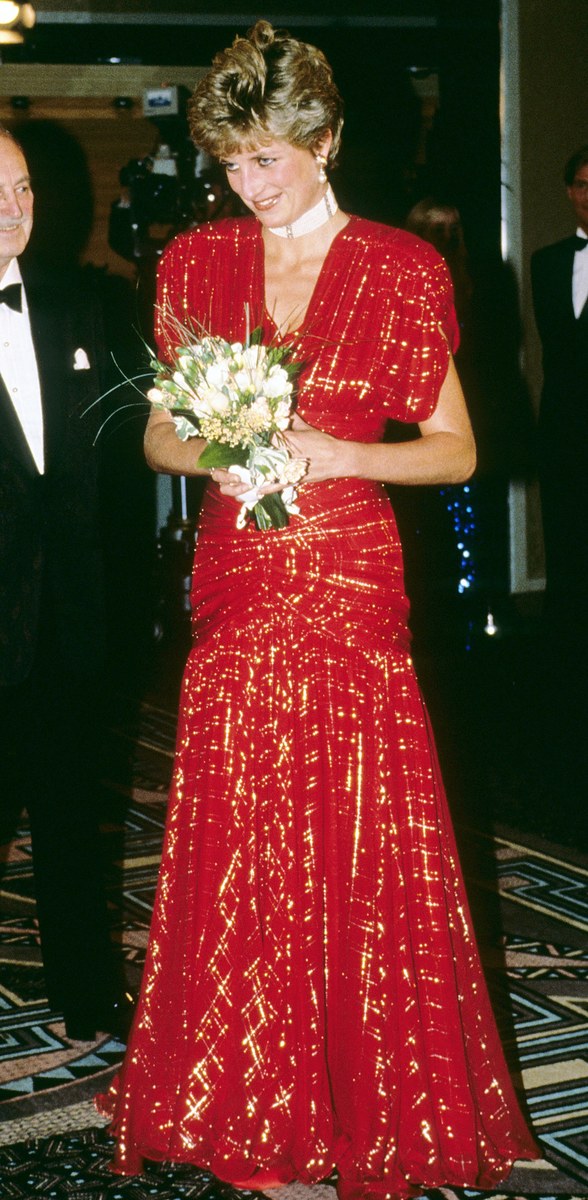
[98, 217, 538, 1198]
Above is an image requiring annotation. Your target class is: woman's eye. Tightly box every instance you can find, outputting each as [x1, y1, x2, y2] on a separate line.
[258, 158, 275, 167]
[222, 162, 238, 173]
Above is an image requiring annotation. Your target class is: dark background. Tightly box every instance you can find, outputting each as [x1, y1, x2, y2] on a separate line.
[2, 2, 558, 847]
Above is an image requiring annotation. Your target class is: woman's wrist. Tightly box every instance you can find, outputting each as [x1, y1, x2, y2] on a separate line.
[344, 439, 369, 480]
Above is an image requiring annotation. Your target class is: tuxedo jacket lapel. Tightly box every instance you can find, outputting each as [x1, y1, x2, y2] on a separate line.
[3, 262, 102, 480]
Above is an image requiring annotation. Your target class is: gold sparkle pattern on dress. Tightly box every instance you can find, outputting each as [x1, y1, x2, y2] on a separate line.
[97, 216, 538, 1198]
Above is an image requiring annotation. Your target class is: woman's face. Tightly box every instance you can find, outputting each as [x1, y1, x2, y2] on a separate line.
[221, 135, 331, 228]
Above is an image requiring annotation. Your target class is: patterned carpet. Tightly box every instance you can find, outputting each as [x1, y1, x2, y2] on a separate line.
[1, 694, 588, 1199]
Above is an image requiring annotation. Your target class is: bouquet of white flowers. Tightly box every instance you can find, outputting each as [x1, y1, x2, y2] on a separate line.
[149, 312, 306, 531]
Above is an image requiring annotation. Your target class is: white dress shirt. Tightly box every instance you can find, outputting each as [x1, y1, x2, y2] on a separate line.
[0, 257, 44, 473]
[572, 226, 588, 319]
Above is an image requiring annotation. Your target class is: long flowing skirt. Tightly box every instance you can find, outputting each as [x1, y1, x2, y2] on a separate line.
[98, 480, 537, 1198]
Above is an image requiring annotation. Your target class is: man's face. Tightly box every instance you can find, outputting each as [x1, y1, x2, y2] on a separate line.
[567, 162, 588, 235]
[0, 137, 33, 280]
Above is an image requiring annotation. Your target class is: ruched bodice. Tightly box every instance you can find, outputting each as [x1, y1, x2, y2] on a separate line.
[194, 478, 411, 654]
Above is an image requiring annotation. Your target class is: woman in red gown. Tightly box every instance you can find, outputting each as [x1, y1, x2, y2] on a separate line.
[98, 21, 538, 1198]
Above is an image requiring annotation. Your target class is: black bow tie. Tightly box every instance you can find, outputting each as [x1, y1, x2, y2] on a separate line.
[573, 235, 588, 251]
[0, 282, 22, 312]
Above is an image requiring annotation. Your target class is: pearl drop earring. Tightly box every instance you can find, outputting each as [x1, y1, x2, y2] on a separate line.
[316, 154, 328, 183]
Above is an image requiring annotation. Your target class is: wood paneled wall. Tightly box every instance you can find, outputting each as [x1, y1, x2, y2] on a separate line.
[0, 65, 203, 280]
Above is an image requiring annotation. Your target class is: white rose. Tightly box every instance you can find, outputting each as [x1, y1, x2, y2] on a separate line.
[242, 345, 266, 370]
[263, 366, 291, 399]
[273, 399, 292, 430]
[281, 456, 307, 485]
[196, 387, 230, 416]
[205, 361, 229, 390]
[234, 369, 254, 393]
[207, 389, 231, 414]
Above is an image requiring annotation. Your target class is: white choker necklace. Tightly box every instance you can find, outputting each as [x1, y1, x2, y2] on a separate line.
[267, 184, 338, 239]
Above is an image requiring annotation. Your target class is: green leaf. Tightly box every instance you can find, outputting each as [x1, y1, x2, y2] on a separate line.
[198, 442, 249, 469]
[284, 361, 302, 380]
[252, 504, 272, 531]
[255, 493, 289, 530]
[171, 408, 200, 427]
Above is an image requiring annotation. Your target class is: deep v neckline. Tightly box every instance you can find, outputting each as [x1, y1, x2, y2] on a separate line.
[258, 217, 354, 339]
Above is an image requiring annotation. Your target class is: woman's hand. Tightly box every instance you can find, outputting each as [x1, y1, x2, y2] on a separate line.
[280, 414, 342, 483]
[151, 352, 475, 499]
[210, 468, 286, 500]
[209, 415, 339, 501]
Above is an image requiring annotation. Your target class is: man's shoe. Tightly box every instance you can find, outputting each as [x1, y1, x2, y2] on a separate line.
[100, 990, 136, 1040]
[63, 990, 136, 1043]
[64, 1016, 98, 1041]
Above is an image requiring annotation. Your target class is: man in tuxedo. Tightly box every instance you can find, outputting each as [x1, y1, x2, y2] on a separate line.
[0, 126, 123, 1039]
[531, 144, 588, 816]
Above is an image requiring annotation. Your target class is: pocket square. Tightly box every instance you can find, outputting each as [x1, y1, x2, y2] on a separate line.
[73, 347, 90, 370]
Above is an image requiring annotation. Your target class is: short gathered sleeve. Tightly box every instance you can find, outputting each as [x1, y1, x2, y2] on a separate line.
[369, 232, 459, 424]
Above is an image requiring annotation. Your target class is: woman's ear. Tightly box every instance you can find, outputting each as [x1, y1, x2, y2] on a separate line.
[314, 130, 333, 161]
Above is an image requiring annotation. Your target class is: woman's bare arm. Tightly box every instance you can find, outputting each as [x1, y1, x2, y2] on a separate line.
[282, 357, 476, 486]
[144, 357, 475, 503]
[144, 407, 209, 476]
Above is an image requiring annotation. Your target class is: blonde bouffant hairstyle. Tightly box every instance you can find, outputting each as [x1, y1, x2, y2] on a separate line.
[189, 20, 344, 166]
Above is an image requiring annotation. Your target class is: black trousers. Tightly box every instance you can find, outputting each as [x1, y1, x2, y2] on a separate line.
[0, 647, 117, 1026]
